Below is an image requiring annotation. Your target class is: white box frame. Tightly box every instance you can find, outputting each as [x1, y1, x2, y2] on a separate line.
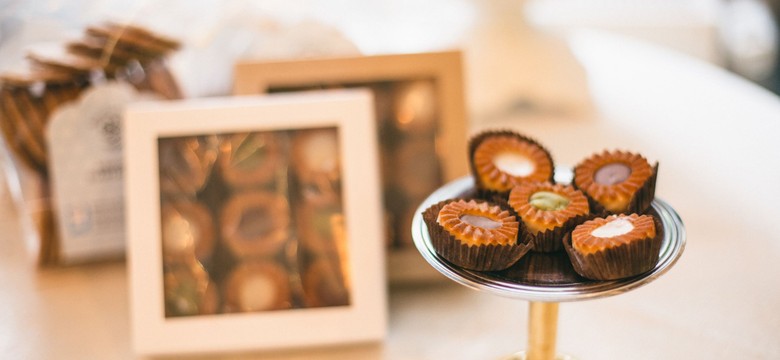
[124, 90, 386, 356]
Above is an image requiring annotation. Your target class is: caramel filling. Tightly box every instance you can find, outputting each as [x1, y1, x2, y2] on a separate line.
[529, 191, 570, 211]
[571, 214, 656, 255]
[238, 208, 274, 239]
[163, 213, 198, 253]
[303, 131, 339, 172]
[591, 217, 634, 238]
[459, 214, 502, 230]
[594, 162, 632, 185]
[240, 274, 277, 311]
[493, 152, 535, 177]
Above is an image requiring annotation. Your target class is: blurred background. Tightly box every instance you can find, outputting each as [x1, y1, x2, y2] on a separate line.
[2, 0, 780, 358]
[2, 0, 779, 230]
[2, 0, 779, 100]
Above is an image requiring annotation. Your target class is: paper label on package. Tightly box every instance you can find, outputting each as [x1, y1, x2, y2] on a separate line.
[47, 82, 158, 262]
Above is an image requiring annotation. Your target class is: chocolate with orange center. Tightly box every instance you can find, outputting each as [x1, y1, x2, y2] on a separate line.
[424, 198, 532, 271]
[508, 182, 589, 234]
[469, 131, 553, 192]
[571, 214, 656, 255]
[302, 258, 351, 308]
[436, 199, 519, 247]
[163, 262, 218, 317]
[223, 260, 292, 312]
[159, 136, 218, 196]
[221, 191, 290, 257]
[161, 200, 215, 263]
[573, 150, 655, 213]
[218, 132, 283, 188]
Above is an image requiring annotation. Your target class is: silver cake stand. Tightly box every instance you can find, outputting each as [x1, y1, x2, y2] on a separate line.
[411, 177, 686, 360]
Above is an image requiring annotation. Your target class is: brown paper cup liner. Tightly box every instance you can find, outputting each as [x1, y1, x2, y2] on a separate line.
[468, 130, 555, 194]
[575, 162, 659, 216]
[526, 212, 593, 253]
[475, 188, 510, 203]
[626, 162, 658, 214]
[563, 215, 664, 280]
[422, 198, 532, 271]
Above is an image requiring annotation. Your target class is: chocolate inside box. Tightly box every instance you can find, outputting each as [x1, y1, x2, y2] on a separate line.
[159, 129, 352, 317]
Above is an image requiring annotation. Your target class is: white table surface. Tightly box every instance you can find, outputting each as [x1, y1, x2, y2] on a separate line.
[2, 29, 780, 359]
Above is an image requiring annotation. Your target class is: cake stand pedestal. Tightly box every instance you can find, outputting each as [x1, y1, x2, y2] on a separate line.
[411, 177, 686, 360]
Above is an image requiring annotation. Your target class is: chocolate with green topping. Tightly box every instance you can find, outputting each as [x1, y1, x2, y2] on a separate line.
[529, 191, 570, 211]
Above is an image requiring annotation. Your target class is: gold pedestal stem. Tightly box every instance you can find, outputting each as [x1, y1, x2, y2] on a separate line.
[527, 302, 559, 360]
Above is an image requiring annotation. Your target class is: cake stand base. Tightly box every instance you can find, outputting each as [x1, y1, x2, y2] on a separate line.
[502, 352, 574, 360]
[500, 302, 574, 360]
[412, 177, 685, 360]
